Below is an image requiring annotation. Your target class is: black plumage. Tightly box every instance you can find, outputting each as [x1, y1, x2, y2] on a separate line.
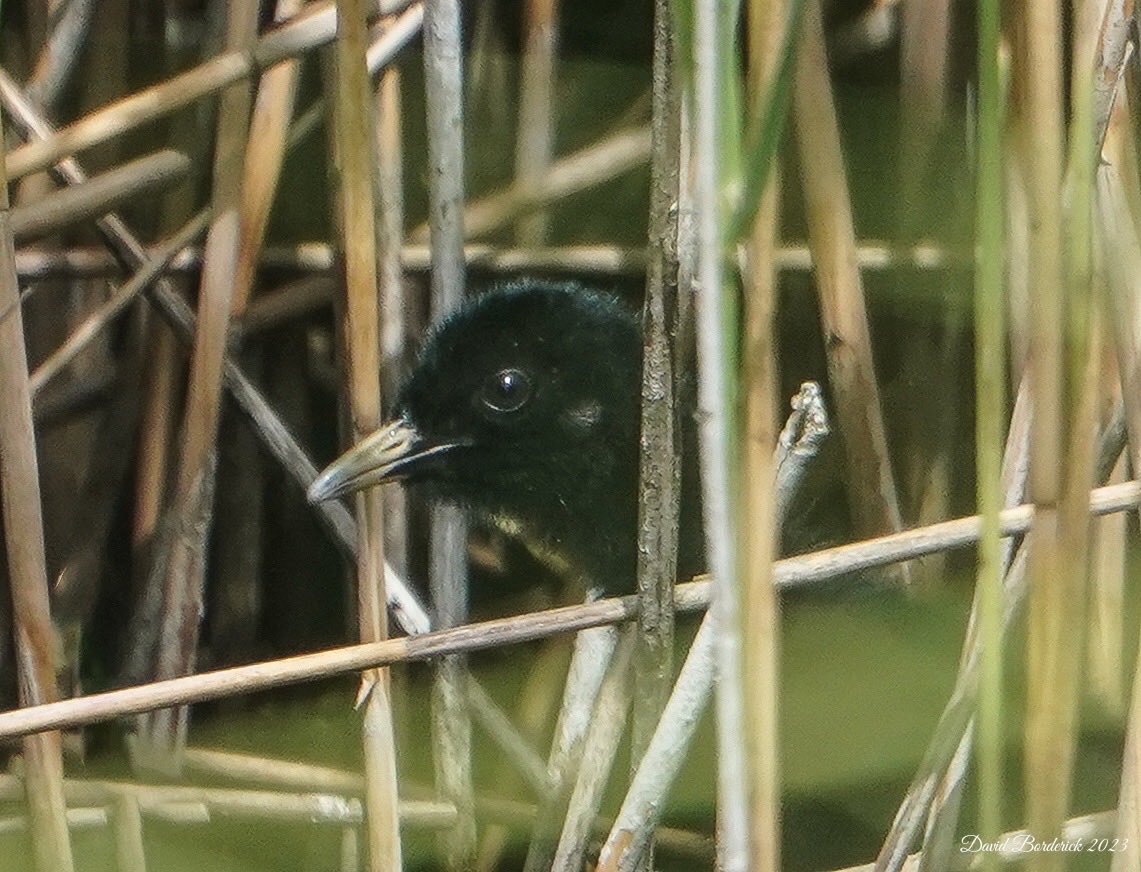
[308, 280, 704, 594]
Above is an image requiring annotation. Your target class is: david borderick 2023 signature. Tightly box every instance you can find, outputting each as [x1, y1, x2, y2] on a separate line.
[961, 834, 1128, 855]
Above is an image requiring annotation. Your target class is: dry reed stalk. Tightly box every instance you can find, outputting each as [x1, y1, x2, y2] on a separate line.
[522, 621, 621, 871]
[0, 73, 428, 640]
[965, 4, 1007, 870]
[7, 469, 1141, 741]
[0, 110, 74, 872]
[792, 0, 907, 560]
[8, 150, 190, 242]
[27, 0, 97, 110]
[474, 639, 573, 870]
[1004, 147, 1030, 391]
[2, 0, 410, 182]
[112, 793, 147, 872]
[597, 387, 825, 872]
[595, 616, 714, 872]
[630, 0, 681, 825]
[1088, 449, 1126, 713]
[740, 0, 787, 865]
[332, 1, 404, 867]
[211, 0, 306, 668]
[899, 0, 950, 215]
[873, 370, 1028, 869]
[134, 1, 258, 769]
[461, 671, 550, 794]
[422, 0, 477, 863]
[183, 747, 366, 793]
[410, 125, 652, 242]
[280, 6, 426, 156]
[894, 0, 954, 574]
[0, 808, 107, 836]
[0, 773, 455, 827]
[12, 239, 963, 282]
[232, 0, 305, 314]
[1096, 160, 1141, 869]
[514, 0, 559, 244]
[551, 631, 636, 871]
[373, 18, 408, 575]
[29, 209, 210, 395]
[690, 0, 750, 861]
[837, 810, 1117, 872]
[1019, 0, 1085, 864]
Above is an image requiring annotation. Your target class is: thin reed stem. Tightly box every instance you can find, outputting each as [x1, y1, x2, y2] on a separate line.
[974, 0, 1005, 865]
[333, 0, 403, 867]
[422, 0, 477, 863]
[0, 109, 75, 872]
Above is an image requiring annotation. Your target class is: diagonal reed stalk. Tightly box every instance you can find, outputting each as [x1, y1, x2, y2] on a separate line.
[6, 471, 1141, 743]
[792, 0, 908, 577]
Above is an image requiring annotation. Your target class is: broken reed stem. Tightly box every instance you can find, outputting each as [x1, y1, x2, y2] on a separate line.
[135, 1, 258, 769]
[0, 107, 76, 872]
[422, 0, 477, 863]
[2, 475, 1141, 741]
[514, 0, 559, 245]
[792, 0, 907, 557]
[333, 0, 403, 868]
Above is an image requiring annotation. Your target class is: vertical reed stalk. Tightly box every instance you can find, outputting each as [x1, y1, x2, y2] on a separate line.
[973, 0, 1005, 863]
[691, 0, 749, 864]
[1019, 0, 1078, 866]
[631, 0, 681, 838]
[333, 1, 403, 868]
[0, 112, 75, 872]
[514, 0, 559, 245]
[423, 0, 477, 864]
[136, 0, 258, 767]
[740, 0, 786, 863]
[211, 0, 303, 665]
[374, 23, 408, 575]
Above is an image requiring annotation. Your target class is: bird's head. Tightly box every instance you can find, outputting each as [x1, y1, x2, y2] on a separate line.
[308, 282, 643, 574]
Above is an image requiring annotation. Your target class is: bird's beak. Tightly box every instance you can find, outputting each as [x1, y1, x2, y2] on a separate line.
[307, 417, 466, 503]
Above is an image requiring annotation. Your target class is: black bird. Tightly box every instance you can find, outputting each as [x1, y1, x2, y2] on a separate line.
[308, 280, 704, 594]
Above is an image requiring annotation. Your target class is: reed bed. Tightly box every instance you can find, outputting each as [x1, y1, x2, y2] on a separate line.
[0, 0, 1136, 871]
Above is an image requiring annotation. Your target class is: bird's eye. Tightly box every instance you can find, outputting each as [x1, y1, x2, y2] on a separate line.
[481, 368, 533, 414]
